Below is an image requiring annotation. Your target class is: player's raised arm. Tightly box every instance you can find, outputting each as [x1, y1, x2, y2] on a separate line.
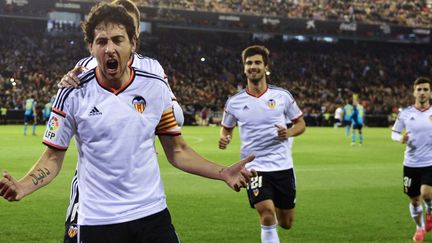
[0, 147, 65, 201]
[158, 135, 256, 192]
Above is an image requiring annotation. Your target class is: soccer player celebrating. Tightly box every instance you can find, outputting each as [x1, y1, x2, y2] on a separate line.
[23, 94, 37, 136]
[57, 1, 185, 242]
[219, 45, 306, 243]
[0, 3, 256, 243]
[343, 98, 353, 137]
[391, 77, 432, 242]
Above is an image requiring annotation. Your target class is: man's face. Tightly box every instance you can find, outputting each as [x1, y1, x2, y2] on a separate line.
[89, 21, 135, 82]
[244, 54, 267, 84]
[413, 83, 431, 105]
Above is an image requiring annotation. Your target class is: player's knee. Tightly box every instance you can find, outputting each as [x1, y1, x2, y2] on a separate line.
[279, 218, 294, 230]
[260, 210, 277, 225]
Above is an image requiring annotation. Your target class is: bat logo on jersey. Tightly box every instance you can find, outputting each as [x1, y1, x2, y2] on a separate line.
[268, 99, 276, 109]
[253, 189, 260, 197]
[132, 96, 146, 113]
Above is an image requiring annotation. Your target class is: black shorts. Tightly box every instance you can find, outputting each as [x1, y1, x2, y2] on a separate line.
[246, 169, 296, 209]
[343, 120, 351, 126]
[78, 208, 180, 243]
[403, 165, 432, 198]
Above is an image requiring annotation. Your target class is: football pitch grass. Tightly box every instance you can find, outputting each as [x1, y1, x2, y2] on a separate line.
[0, 125, 426, 242]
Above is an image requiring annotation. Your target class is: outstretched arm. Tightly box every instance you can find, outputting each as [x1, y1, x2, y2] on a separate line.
[159, 135, 256, 191]
[0, 147, 65, 201]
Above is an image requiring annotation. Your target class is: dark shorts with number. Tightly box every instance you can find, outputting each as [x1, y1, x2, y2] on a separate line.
[78, 208, 180, 243]
[403, 165, 432, 198]
[246, 169, 296, 209]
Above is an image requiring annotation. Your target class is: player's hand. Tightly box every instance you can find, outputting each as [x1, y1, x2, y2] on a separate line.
[58, 66, 87, 88]
[218, 135, 231, 149]
[0, 170, 24, 202]
[275, 124, 290, 139]
[220, 155, 257, 192]
[401, 132, 410, 144]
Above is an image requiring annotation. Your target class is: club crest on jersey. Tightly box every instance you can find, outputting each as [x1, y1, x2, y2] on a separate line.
[267, 99, 276, 109]
[132, 96, 146, 113]
[253, 189, 259, 197]
[67, 224, 78, 238]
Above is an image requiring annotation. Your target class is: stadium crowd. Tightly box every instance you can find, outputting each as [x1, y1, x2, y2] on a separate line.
[0, 19, 431, 126]
[139, 0, 431, 28]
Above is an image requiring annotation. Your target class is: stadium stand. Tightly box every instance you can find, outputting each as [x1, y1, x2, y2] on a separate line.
[0, 1, 431, 126]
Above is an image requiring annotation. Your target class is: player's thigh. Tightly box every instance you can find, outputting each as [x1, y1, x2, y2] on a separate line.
[404, 166, 422, 198]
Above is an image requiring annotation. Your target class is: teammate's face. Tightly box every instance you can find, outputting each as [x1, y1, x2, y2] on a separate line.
[244, 54, 267, 84]
[413, 83, 431, 105]
[89, 21, 136, 83]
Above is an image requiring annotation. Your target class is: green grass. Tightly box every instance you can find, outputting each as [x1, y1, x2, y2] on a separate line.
[0, 125, 424, 242]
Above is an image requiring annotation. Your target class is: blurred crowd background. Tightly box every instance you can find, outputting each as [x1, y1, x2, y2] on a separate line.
[0, 0, 431, 126]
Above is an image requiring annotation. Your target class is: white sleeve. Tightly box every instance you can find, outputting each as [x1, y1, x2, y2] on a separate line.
[42, 88, 76, 150]
[221, 100, 237, 128]
[284, 92, 303, 121]
[391, 131, 402, 142]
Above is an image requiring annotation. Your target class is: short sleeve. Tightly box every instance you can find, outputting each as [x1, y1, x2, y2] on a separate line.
[284, 92, 303, 121]
[156, 85, 181, 135]
[42, 88, 76, 150]
[221, 99, 237, 128]
[392, 111, 406, 133]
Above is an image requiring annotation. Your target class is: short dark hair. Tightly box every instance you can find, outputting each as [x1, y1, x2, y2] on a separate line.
[112, 0, 140, 23]
[413, 77, 432, 89]
[241, 45, 270, 66]
[82, 2, 136, 44]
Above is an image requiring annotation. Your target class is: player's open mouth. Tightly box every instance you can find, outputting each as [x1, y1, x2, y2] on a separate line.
[106, 59, 118, 74]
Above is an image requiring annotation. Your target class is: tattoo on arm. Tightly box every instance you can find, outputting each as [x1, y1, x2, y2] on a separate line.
[29, 168, 51, 185]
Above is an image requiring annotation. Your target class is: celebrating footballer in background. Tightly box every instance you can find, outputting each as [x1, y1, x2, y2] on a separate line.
[219, 45, 306, 243]
[391, 77, 432, 242]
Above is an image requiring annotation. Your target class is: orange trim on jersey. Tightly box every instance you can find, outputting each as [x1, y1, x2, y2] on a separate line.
[221, 124, 235, 129]
[291, 114, 304, 122]
[52, 107, 66, 117]
[246, 84, 268, 98]
[95, 67, 135, 95]
[43, 140, 68, 151]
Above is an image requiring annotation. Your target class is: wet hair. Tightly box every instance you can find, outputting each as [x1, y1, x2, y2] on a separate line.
[241, 45, 270, 66]
[81, 2, 136, 44]
[413, 77, 432, 89]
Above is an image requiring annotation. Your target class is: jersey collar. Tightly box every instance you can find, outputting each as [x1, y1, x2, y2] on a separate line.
[246, 84, 268, 98]
[95, 67, 136, 95]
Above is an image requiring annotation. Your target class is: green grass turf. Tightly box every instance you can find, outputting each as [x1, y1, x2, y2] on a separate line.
[0, 125, 425, 242]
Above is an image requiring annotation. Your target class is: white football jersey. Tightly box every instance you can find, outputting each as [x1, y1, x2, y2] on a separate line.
[222, 85, 303, 172]
[43, 67, 181, 225]
[392, 106, 432, 167]
[76, 53, 184, 126]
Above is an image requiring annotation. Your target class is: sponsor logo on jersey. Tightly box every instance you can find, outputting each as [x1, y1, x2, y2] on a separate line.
[88, 106, 102, 116]
[253, 189, 259, 197]
[268, 99, 276, 109]
[68, 224, 78, 238]
[132, 96, 146, 113]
